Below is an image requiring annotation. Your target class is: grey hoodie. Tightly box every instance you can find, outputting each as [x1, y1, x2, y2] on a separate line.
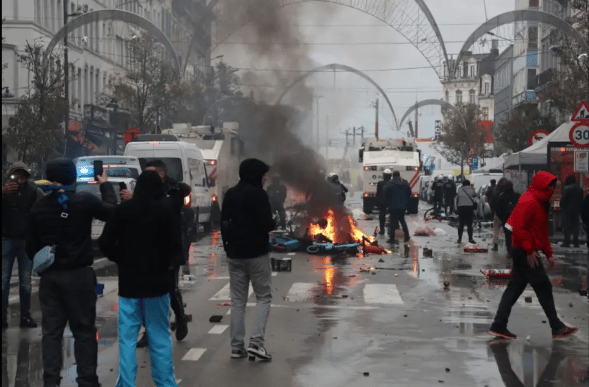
[456, 185, 477, 208]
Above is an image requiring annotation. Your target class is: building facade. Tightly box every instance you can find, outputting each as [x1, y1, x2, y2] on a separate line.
[494, 44, 514, 125]
[2, 0, 208, 161]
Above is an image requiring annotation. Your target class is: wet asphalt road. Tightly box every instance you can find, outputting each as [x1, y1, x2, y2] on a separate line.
[3, 193, 588, 387]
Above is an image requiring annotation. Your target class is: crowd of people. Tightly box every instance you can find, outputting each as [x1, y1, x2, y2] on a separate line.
[2, 157, 588, 386]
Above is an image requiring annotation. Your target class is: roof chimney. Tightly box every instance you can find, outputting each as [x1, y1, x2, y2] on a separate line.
[492, 39, 498, 49]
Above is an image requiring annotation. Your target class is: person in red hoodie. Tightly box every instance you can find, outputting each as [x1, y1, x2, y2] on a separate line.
[488, 171, 578, 340]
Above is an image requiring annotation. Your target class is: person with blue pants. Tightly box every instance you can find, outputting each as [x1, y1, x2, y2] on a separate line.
[99, 171, 181, 386]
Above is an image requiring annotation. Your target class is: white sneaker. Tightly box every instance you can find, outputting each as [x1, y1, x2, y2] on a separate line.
[247, 344, 272, 360]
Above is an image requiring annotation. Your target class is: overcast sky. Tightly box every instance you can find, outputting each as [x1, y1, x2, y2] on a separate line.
[214, 0, 515, 145]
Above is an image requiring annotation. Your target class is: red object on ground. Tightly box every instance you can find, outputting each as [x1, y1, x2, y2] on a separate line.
[465, 246, 488, 253]
[364, 244, 386, 255]
[480, 269, 512, 279]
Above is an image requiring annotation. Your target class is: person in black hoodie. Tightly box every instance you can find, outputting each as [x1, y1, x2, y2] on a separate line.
[493, 178, 520, 258]
[560, 175, 583, 248]
[26, 158, 115, 387]
[2, 161, 45, 329]
[99, 170, 180, 387]
[376, 169, 392, 235]
[582, 193, 589, 249]
[221, 158, 275, 361]
[120, 159, 192, 344]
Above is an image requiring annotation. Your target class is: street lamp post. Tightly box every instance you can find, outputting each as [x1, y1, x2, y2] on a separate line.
[107, 98, 119, 155]
[315, 95, 323, 152]
[62, 7, 83, 158]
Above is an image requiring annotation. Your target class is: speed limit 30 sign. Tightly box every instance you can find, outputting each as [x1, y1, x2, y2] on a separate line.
[569, 122, 589, 148]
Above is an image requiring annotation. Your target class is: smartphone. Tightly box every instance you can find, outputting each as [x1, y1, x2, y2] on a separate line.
[9, 174, 18, 183]
[119, 182, 127, 191]
[93, 160, 104, 181]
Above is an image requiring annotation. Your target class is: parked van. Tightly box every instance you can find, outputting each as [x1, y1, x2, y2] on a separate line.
[124, 134, 213, 230]
[468, 172, 503, 192]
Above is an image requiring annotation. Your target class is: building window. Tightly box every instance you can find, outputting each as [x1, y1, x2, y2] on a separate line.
[483, 107, 489, 120]
[456, 90, 463, 104]
[484, 82, 490, 95]
[469, 64, 476, 78]
[445, 90, 449, 102]
[529, 0, 539, 7]
[469, 90, 476, 104]
[527, 69, 537, 89]
[528, 26, 538, 50]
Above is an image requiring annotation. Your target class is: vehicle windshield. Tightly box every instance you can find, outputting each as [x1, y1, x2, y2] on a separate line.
[138, 157, 183, 182]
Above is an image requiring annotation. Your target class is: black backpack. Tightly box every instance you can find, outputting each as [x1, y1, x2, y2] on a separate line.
[498, 191, 520, 223]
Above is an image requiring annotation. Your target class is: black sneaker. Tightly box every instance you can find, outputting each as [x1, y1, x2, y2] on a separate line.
[378, 229, 385, 235]
[175, 315, 188, 341]
[19, 316, 37, 328]
[247, 344, 272, 361]
[552, 326, 578, 339]
[488, 327, 516, 339]
[137, 331, 148, 348]
[456, 239, 462, 244]
[231, 348, 248, 359]
[468, 239, 476, 244]
[404, 236, 410, 242]
[491, 244, 498, 251]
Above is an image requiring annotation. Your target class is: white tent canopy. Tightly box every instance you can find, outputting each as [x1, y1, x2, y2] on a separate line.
[504, 122, 574, 168]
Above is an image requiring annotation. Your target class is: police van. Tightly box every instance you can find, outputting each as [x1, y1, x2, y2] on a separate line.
[74, 156, 141, 239]
[124, 134, 214, 231]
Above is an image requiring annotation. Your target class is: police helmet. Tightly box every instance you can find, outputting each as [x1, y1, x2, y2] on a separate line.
[383, 169, 392, 175]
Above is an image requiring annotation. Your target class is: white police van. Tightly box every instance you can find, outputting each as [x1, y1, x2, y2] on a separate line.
[123, 134, 213, 231]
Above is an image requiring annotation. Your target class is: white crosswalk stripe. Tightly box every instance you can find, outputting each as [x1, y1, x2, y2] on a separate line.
[363, 284, 404, 304]
[284, 282, 316, 302]
[182, 348, 207, 361]
[208, 325, 228, 334]
[209, 283, 253, 301]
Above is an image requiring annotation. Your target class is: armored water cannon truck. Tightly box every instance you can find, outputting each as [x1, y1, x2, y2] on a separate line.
[359, 138, 421, 214]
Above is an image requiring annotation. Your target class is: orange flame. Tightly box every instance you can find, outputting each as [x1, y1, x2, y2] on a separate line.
[308, 209, 375, 244]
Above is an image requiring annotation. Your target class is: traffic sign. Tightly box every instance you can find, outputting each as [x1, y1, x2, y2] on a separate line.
[471, 156, 479, 170]
[569, 122, 589, 148]
[124, 128, 141, 144]
[571, 100, 589, 122]
[575, 150, 589, 172]
[528, 129, 550, 146]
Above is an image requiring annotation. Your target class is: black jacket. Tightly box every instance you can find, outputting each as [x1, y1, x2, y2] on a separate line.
[2, 181, 44, 239]
[162, 176, 192, 266]
[494, 187, 520, 224]
[221, 159, 275, 259]
[442, 180, 456, 199]
[582, 194, 589, 226]
[486, 184, 497, 212]
[376, 176, 391, 205]
[26, 183, 116, 271]
[266, 182, 287, 204]
[560, 182, 583, 215]
[98, 177, 179, 298]
[432, 180, 443, 200]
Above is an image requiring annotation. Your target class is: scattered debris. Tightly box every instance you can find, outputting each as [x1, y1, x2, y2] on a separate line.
[342, 295, 348, 298]
[569, 302, 573, 307]
[394, 274, 398, 277]
[209, 315, 223, 323]
[378, 258, 385, 263]
[443, 281, 450, 288]
[524, 297, 532, 303]
[480, 269, 511, 279]
[464, 244, 488, 253]
[404, 315, 408, 317]
[445, 368, 450, 372]
[434, 228, 447, 236]
[526, 336, 530, 341]
[414, 225, 436, 236]
[579, 289, 588, 296]
[423, 247, 433, 257]
[216, 302, 231, 306]
[363, 372, 370, 377]
[542, 320, 547, 324]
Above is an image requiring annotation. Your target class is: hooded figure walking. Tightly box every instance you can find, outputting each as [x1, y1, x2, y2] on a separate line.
[488, 172, 578, 340]
[559, 175, 583, 248]
[376, 169, 392, 235]
[385, 171, 411, 244]
[221, 159, 276, 361]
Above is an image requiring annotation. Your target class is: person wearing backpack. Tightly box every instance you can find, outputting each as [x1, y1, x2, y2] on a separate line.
[456, 179, 476, 244]
[493, 178, 520, 258]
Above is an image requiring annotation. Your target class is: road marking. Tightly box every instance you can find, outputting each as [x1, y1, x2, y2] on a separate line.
[226, 309, 231, 315]
[285, 283, 316, 302]
[363, 284, 404, 304]
[208, 325, 228, 334]
[287, 252, 296, 255]
[182, 348, 207, 361]
[176, 380, 182, 384]
[209, 283, 253, 301]
[272, 272, 278, 277]
[209, 276, 230, 280]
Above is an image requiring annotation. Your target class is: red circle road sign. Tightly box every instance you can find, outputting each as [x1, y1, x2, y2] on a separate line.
[570, 122, 589, 148]
[124, 128, 141, 144]
[528, 129, 550, 146]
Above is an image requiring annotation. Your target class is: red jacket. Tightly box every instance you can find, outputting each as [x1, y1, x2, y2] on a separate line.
[506, 171, 556, 257]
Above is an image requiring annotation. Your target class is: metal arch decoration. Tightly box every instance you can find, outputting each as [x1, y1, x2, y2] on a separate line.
[42, 10, 180, 72]
[399, 99, 455, 129]
[274, 63, 399, 131]
[454, 10, 589, 78]
[212, 0, 449, 78]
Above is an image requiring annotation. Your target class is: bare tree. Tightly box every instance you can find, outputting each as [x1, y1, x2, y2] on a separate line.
[434, 103, 487, 177]
[4, 42, 67, 166]
[537, 0, 589, 113]
[101, 33, 188, 133]
[494, 103, 557, 153]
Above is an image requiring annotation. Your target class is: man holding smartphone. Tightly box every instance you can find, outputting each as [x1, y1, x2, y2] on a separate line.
[2, 162, 45, 329]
